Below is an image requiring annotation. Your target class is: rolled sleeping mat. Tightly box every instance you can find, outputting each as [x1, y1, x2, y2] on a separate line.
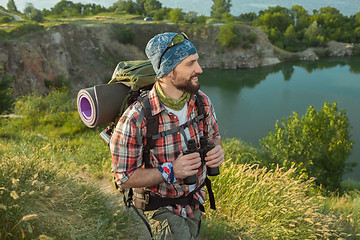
[77, 82, 130, 128]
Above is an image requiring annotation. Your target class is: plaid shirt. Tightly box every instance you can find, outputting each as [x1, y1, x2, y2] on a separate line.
[110, 83, 220, 218]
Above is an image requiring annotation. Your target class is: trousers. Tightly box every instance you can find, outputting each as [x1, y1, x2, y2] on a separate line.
[144, 207, 202, 240]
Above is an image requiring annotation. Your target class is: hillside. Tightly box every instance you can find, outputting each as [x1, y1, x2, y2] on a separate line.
[0, 19, 355, 96]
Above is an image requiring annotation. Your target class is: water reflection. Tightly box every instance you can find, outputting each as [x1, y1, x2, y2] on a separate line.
[200, 56, 360, 92]
[199, 56, 360, 181]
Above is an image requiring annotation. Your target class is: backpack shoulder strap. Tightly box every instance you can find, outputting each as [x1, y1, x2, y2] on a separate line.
[137, 91, 208, 168]
[137, 92, 158, 168]
[195, 92, 208, 136]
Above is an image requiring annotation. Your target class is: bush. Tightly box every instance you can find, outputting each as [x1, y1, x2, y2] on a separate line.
[247, 32, 258, 43]
[0, 75, 14, 114]
[13, 89, 85, 136]
[260, 101, 354, 191]
[216, 22, 241, 48]
[7, 23, 45, 38]
[0, 15, 13, 23]
[114, 26, 134, 44]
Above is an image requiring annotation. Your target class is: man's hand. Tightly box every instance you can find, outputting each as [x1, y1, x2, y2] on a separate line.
[205, 144, 224, 168]
[173, 152, 201, 179]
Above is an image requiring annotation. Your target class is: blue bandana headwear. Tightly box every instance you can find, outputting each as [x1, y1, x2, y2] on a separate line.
[145, 32, 197, 78]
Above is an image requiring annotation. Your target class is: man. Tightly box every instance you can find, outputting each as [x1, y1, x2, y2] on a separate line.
[110, 32, 224, 239]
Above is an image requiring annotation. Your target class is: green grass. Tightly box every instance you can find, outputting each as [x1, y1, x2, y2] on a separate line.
[1, 89, 359, 239]
[0, 140, 131, 239]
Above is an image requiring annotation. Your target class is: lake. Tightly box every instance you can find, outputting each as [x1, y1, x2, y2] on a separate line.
[199, 56, 360, 181]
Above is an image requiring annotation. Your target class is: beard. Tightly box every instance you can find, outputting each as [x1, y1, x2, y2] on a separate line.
[171, 72, 201, 95]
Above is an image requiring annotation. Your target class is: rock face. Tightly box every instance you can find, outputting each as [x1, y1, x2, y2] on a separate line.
[0, 23, 357, 96]
[0, 24, 146, 96]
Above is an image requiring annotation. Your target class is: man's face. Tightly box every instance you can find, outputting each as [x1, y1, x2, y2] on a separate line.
[171, 53, 203, 95]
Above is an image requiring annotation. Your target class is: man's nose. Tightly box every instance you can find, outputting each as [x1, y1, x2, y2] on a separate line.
[195, 62, 203, 74]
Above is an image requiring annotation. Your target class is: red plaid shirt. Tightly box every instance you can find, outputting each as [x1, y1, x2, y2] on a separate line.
[110, 83, 220, 218]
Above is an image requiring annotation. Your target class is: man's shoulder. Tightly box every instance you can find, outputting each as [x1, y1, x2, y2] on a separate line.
[196, 90, 212, 105]
[121, 100, 146, 123]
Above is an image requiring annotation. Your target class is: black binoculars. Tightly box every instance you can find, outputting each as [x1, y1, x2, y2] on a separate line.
[183, 136, 220, 185]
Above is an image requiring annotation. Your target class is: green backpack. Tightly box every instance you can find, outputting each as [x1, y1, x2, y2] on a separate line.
[109, 59, 156, 118]
[91, 60, 156, 144]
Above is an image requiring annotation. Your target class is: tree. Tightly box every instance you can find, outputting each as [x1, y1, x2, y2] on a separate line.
[184, 11, 198, 24]
[7, 0, 18, 12]
[144, 0, 161, 16]
[211, 0, 232, 19]
[152, 8, 169, 21]
[304, 21, 322, 46]
[283, 24, 298, 51]
[168, 8, 183, 24]
[260, 101, 354, 191]
[290, 5, 310, 30]
[24, 3, 44, 22]
[112, 0, 136, 14]
[257, 6, 294, 33]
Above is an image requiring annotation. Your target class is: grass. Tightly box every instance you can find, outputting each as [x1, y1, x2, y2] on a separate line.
[203, 162, 360, 239]
[0, 89, 141, 239]
[1, 89, 359, 239]
[0, 134, 133, 239]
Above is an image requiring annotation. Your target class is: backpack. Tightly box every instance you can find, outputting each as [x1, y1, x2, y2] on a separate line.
[98, 60, 157, 144]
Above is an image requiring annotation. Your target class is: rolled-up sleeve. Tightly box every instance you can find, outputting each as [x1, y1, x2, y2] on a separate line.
[110, 103, 144, 185]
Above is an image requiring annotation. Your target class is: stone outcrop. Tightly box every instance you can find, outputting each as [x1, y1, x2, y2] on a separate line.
[0, 24, 146, 96]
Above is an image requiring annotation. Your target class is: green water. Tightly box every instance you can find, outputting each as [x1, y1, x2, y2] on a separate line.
[199, 56, 360, 181]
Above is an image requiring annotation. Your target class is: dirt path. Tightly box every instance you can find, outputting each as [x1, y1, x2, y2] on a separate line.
[94, 176, 151, 240]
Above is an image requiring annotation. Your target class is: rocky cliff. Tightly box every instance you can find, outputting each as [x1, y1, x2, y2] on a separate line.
[0, 23, 356, 96]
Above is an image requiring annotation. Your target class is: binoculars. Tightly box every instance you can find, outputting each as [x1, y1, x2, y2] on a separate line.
[183, 136, 220, 185]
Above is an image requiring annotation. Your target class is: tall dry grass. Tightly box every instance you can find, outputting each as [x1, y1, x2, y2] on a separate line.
[202, 159, 360, 239]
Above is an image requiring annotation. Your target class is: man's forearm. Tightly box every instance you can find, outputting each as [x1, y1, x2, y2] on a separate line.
[120, 168, 164, 189]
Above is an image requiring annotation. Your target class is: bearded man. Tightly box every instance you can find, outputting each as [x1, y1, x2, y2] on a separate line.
[110, 32, 224, 239]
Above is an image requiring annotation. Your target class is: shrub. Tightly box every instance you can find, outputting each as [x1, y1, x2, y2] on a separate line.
[247, 32, 258, 43]
[222, 138, 259, 165]
[13, 89, 85, 136]
[115, 26, 135, 44]
[7, 23, 45, 38]
[0, 75, 14, 114]
[260, 101, 354, 191]
[0, 15, 13, 23]
[216, 22, 241, 48]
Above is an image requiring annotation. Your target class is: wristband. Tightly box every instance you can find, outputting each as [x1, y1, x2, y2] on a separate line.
[158, 162, 175, 184]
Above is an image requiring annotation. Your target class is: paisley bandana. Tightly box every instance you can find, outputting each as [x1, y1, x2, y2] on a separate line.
[145, 32, 197, 78]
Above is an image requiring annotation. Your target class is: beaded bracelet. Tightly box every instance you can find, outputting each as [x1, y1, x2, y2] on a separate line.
[158, 162, 175, 184]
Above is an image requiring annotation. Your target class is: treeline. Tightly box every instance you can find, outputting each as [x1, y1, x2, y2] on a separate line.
[253, 5, 360, 52]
